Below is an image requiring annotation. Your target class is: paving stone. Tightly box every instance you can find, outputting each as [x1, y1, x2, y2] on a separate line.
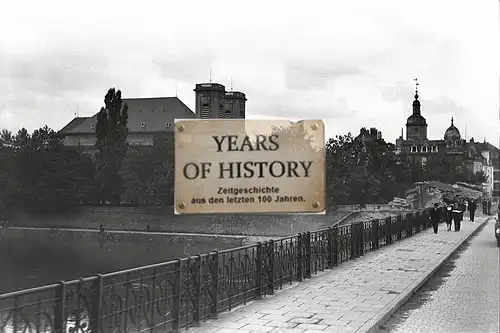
[240, 324, 274, 332]
[294, 323, 329, 330]
[237, 317, 271, 326]
[269, 329, 306, 333]
[266, 321, 298, 328]
[288, 317, 322, 324]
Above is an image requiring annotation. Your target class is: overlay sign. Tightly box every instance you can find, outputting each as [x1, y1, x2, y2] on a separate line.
[174, 119, 325, 214]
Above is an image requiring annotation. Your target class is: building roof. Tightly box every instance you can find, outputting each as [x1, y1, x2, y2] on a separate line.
[406, 114, 427, 125]
[444, 118, 461, 141]
[60, 97, 195, 135]
[59, 117, 88, 133]
[473, 141, 499, 153]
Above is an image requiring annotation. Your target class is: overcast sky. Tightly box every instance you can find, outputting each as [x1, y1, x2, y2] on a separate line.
[1, 0, 499, 144]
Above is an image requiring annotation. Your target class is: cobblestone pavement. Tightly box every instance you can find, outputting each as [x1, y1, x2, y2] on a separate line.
[376, 218, 500, 333]
[184, 216, 491, 333]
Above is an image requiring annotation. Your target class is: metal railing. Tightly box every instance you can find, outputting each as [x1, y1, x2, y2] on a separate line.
[0, 208, 431, 333]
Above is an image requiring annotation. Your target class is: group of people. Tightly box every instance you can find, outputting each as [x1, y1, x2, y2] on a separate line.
[430, 197, 489, 234]
[481, 197, 493, 215]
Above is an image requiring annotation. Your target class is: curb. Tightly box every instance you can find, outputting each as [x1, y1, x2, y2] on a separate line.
[359, 216, 493, 333]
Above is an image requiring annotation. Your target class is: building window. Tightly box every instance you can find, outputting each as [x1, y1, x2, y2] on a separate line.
[422, 145, 428, 153]
[141, 122, 146, 128]
[411, 146, 417, 153]
[225, 110, 232, 119]
[165, 122, 171, 128]
[432, 145, 438, 152]
[201, 103, 210, 119]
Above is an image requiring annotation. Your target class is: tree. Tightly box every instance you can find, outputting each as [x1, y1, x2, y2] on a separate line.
[120, 132, 175, 206]
[145, 132, 175, 206]
[2, 126, 97, 212]
[95, 88, 129, 204]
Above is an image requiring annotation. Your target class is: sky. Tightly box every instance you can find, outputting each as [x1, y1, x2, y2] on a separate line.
[0, 0, 499, 145]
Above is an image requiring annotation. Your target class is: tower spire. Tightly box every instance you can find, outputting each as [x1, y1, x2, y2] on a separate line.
[451, 116, 454, 125]
[413, 78, 419, 99]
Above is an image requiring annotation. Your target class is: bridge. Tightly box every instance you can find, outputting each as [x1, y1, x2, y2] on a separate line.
[0, 209, 494, 333]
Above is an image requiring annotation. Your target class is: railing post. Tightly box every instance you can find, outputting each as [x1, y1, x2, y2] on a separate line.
[210, 251, 219, 318]
[397, 215, 402, 240]
[305, 232, 312, 278]
[386, 217, 392, 245]
[406, 213, 412, 237]
[349, 224, 355, 260]
[255, 244, 263, 300]
[413, 212, 419, 233]
[54, 281, 67, 333]
[90, 275, 103, 333]
[268, 240, 275, 295]
[332, 227, 339, 267]
[296, 234, 303, 282]
[327, 227, 334, 269]
[172, 259, 183, 332]
[372, 219, 380, 250]
[193, 255, 202, 327]
[359, 222, 365, 256]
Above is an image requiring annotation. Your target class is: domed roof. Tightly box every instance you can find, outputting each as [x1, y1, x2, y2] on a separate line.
[407, 113, 427, 125]
[444, 117, 461, 140]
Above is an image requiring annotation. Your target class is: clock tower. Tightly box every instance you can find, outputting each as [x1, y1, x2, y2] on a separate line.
[406, 80, 428, 140]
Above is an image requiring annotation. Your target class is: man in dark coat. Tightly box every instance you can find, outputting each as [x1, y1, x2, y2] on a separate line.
[430, 203, 441, 234]
[487, 199, 492, 215]
[482, 198, 487, 214]
[459, 199, 466, 222]
[468, 199, 477, 222]
[452, 202, 462, 231]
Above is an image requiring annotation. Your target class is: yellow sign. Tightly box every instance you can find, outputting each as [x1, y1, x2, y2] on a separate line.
[174, 119, 325, 214]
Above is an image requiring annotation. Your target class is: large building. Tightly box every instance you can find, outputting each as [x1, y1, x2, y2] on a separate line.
[395, 89, 465, 165]
[59, 82, 247, 147]
[395, 86, 499, 199]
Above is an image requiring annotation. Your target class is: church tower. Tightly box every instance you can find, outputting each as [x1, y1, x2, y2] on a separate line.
[406, 79, 428, 140]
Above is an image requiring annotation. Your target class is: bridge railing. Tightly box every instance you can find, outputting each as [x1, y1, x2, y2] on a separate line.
[0, 208, 432, 333]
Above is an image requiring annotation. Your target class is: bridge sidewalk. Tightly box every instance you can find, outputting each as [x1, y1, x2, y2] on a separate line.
[184, 216, 492, 333]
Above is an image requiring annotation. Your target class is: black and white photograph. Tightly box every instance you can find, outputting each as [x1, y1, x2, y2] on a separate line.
[0, 1, 499, 333]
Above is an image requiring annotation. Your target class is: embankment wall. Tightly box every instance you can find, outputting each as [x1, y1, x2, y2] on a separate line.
[8, 206, 354, 237]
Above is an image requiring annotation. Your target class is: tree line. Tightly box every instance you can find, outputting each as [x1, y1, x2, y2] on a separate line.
[0, 88, 487, 216]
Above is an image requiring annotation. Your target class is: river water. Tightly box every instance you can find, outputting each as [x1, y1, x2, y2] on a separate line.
[0, 228, 240, 294]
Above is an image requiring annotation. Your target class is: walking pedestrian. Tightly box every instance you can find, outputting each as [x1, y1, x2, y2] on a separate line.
[445, 205, 453, 231]
[430, 203, 441, 234]
[482, 198, 487, 214]
[459, 199, 466, 222]
[468, 199, 477, 222]
[452, 202, 462, 231]
[487, 199, 492, 215]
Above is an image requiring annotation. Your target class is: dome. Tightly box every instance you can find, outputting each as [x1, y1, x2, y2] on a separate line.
[406, 114, 427, 125]
[444, 117, 461, 140]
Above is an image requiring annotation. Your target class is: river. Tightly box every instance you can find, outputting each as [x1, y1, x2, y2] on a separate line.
[0, 228, 241, 294]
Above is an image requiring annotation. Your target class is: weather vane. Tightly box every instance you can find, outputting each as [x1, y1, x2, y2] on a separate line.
[414, 78, 419, 94]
